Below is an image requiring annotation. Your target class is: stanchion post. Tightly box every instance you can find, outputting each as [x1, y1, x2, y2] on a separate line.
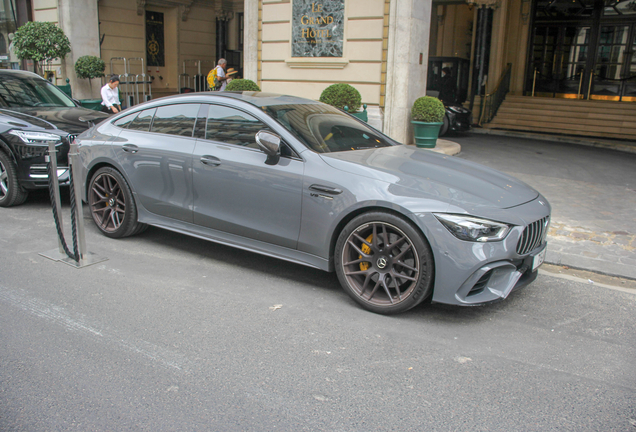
[42, 140, 68, 260]
[69, 141, 87, 260]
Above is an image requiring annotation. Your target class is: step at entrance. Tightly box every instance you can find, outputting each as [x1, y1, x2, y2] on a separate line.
[484, 96, 636, 141]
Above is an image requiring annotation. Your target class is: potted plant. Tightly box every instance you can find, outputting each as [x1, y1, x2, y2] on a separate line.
[74, 55, 106, 111]
[319, 83, 367, 122]
[12, 21, 71, 76]
[411, 96, 445, 148]
[225, 79, 261, 91]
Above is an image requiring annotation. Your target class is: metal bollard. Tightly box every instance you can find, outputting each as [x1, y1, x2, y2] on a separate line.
[40, 138, 107, 268]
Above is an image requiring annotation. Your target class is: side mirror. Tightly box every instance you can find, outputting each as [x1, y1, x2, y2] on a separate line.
[255, 130, 281, 156]
[255, 130, 281, 165]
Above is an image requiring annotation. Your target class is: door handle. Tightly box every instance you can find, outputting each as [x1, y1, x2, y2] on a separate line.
[122, 144, 138, 154]
[200, 155, 221, 166]
[309, 184, 342, 195]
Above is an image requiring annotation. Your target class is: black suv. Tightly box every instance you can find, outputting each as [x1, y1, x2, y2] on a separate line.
[0, 70, 108, 207]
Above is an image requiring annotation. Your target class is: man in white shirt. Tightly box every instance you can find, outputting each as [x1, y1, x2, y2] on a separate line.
[214, 59, 228, 91]
[101, 75, 122, 114]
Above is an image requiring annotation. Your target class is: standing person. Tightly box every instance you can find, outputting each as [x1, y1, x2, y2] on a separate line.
[213, 58, 228, 91]
[101, 75, 122, 114]
[438, 67, 456, 105]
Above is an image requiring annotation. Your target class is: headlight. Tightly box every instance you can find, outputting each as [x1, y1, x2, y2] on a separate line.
[434, 213, 512, 242]
[9, 130, 62, 143]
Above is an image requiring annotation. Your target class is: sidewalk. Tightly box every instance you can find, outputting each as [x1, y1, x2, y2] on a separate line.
[437, 132, 636, 280]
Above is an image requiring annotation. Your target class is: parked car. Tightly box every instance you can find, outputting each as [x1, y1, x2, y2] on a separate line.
[0, 69, 108, 207]
[77, 92, 550, 314]
[427, 56, 473, 136]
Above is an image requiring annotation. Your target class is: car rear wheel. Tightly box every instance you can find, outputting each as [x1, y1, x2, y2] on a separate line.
[0, 150, 28, 207]
[335, 212, 434, 314]
[88, 167, 146, 238]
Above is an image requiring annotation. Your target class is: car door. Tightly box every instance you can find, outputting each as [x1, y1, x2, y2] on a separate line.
[192, 103, 304, 249]
[115, 103, 199, 223]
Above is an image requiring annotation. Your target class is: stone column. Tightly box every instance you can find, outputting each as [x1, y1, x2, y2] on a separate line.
[243, 0, 259, 82]
[383, 0, 432, 144]
[57, 0, 101, 100]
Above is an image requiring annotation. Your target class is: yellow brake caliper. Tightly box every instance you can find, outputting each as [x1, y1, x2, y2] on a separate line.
[359, 234, 373, 271]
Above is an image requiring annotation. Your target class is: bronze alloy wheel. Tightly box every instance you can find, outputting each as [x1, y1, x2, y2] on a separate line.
[89, 167, 144, 238]
[90, 171, 126, 232]
[336, 212, 434, 314]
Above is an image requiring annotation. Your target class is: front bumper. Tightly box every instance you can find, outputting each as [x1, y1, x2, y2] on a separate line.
[414, 197, 550, 306]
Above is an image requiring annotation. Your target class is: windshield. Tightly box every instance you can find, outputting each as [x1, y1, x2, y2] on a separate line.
[262, 103, 394, 153]
[0, 75, 76, 108]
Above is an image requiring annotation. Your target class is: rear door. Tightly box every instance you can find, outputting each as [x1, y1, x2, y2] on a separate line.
[115, 103, 199, 222]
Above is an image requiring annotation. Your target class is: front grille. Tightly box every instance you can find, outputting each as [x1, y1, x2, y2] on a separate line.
[516, 216, 550, 255]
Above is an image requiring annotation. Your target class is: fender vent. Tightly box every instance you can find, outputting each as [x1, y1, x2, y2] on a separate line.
[468, 270, 493, 297]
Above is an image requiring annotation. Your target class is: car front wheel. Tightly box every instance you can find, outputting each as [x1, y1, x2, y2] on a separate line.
[335, 212, 434, 314]
[0, 150, 28, 207]
[88, 167, 146, 238]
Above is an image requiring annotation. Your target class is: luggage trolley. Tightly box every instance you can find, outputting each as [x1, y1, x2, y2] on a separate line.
[199, 60, 216, 91]
[110, 57, 131, 108]
[180, 59, 205, 93]
[128, 57, 152, 105]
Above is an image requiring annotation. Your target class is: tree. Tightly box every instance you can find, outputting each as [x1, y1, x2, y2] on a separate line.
[13, 21, 71, 75]
[75, 55, 105, 91]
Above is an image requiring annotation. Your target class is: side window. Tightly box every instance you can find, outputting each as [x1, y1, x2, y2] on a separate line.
[206, 104, 269, 149]
[128, 108, 156, 132]
[150, 103, 200, 137]
[113, 112, 139, 129]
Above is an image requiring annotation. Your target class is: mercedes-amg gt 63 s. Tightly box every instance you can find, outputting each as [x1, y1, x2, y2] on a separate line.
[77, 92, 550, 314]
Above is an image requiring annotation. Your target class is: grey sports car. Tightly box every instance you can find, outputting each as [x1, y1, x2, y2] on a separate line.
[77, 92, 551, 314]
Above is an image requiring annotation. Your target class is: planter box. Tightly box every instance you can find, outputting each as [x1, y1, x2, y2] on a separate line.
[79, 99, 104, 111]
[412, 120, 443, 148]
[345, 104, 368, 122]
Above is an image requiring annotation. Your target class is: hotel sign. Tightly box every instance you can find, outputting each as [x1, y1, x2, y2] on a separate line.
[292, 0, 344, 57]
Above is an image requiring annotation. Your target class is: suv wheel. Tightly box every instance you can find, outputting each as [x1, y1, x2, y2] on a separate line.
[0, 150, 28, 207]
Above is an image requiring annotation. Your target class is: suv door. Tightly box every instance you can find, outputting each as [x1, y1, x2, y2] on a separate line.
[192, 103, 303, 249]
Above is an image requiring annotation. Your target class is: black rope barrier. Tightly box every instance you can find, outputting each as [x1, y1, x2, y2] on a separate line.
[47, 151, 79, 262]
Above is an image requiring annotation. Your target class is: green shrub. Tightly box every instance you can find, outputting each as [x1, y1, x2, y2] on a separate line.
[75, 55, 105, 80]
[13, 22, 71, 74]
[225, 79, 261, 91]
[411, 96, 445, 122]
[319, 83, 361, 112]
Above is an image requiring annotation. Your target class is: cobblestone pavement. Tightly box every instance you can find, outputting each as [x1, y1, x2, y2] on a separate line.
[451, 132, 636, 280]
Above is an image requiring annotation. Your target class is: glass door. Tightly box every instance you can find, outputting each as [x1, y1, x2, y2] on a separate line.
[590, 25, 631, 100]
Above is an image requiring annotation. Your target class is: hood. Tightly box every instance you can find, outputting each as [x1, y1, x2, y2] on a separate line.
[0, 107, 109, 135]
[320, 145, 539, 210]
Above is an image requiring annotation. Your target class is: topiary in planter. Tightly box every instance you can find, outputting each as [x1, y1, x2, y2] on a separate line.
[319, 83, 361, 112]
[13, 21, 71, 76]
[225, 79, 261, 91]
[411, 96, 445, 123]
[411, 96, 446, 148]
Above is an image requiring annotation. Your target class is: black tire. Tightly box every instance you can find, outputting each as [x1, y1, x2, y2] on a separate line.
[439, 114, 450, 137]
[88, 167, 145, 238]
[335, 211, 434, 314]
[0, 150, 28, 207]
